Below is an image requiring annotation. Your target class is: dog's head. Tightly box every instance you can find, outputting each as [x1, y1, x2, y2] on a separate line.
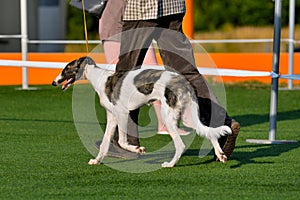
[52, 56, 95, 91]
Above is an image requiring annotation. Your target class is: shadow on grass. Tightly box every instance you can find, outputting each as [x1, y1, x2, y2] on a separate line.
[2, 108, 299, 169]
[233, 109, 300, 127]
[230, 142, 300, 168]
[179, 142, 300, 168]
[0, 117, 106, 126]
[178, 108, 300, 168]
[228, 109, 300, 168]
[0, 117, 75, 124]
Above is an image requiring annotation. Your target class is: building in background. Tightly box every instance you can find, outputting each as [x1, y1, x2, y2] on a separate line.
[0, 0, 66, 52]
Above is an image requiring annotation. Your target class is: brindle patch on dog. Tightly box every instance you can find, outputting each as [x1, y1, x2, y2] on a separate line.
[164, 87, 177, 108]
[165, 75, 196, 108]
[133, 69, 164, 95]
[105, 72, 126, 104]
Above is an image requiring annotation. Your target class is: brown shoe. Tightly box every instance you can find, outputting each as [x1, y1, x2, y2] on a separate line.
[222, 120, 240, 159]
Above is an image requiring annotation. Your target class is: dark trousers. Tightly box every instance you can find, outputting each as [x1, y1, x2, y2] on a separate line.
[116, 13, 232, 147]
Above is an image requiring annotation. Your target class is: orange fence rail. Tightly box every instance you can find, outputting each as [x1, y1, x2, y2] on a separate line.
[0, 52, 299, 86]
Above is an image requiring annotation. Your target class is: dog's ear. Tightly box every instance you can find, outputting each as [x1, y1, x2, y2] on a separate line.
[75, 57, 96, 80]
[77, 56, 96, 67]
[85, 56, 96, 65]
[76, 57, 87, 67]
[65, 58, 78, 68]
[76, 58, 86, 80]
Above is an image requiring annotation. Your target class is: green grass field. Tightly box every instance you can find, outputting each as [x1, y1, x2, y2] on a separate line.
[1, 84, 300, 199]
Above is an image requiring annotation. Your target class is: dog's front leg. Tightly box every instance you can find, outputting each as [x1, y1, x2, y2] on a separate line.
[117, 112, 146, 154]
[88, 111, 117, 165]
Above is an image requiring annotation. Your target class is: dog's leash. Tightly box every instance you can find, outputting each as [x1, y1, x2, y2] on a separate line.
[81, 0, 89, 53]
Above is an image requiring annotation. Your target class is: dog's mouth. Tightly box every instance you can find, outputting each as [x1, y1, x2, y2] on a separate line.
[62, 78, 75, 91]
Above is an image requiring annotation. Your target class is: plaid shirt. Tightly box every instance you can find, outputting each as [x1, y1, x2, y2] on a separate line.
[123, 0, 186, 20]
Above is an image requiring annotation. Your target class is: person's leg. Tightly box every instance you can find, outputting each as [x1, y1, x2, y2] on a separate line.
[97, 0, 141, 157]
[116, 21, 155, 73]
[142, 44, 189, 135]
[116, 21, 190, 136]
[152, 101, 165, 132]
[141, 46, 169, 133]
[155, 14, 228, 125]
[97, 41, 139, 158]
[155, 14, 239, 159]
[102, 41, 120, 64]
[143, 45, 158, 65]
[139, 45, 164, 132]
[153, 101, 189, 135]
[115, 21, 154, 146]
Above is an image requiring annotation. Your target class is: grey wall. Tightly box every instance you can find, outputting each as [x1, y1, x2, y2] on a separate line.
[38, 0, 66, 52]
[0, 0, 66, 52]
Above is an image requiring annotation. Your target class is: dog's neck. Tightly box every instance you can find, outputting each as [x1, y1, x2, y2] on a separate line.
[82, 64, 89, 79]
[83, 64, 114, 91]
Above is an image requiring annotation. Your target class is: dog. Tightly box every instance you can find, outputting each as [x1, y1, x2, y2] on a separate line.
[52, 56, 231, 167]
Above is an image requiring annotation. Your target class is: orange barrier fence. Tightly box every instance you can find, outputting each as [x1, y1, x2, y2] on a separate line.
[209, 53, 300, 84]
[0, 52, 299, 85]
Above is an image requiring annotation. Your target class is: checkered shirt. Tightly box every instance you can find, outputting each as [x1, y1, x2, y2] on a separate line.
[123, 0, 186, 20]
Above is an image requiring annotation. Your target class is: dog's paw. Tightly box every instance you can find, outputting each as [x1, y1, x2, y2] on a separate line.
[161, 162, 175, 168]
[220, 126, 232, 136]
[217, 153, 227, 163]
[88, 158, 99, 165]
[138, 146, 146, 154]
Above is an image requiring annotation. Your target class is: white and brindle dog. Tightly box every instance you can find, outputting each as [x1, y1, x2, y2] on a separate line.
[52, 56, 231, 167]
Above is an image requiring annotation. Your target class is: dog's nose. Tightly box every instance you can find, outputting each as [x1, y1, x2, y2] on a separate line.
[52, 81, 58, 86]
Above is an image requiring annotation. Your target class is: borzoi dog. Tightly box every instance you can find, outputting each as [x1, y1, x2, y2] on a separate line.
[52, 56, 231, 167]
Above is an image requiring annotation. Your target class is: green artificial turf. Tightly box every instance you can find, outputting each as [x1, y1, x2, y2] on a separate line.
[0, 84, 299, 199]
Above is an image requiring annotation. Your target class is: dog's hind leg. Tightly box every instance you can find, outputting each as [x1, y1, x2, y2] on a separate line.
[181, 99, 231, 163]
[89, 111, 117, 165]
[210, 137, 227, 163]
[117, 112, 146, 154]
[161, 129, 185, 167]
[160, 107, 185, 168]
[181, 104, 196, 129]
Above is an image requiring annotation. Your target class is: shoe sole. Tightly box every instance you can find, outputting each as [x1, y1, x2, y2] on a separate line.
[222, 121, 240, 158]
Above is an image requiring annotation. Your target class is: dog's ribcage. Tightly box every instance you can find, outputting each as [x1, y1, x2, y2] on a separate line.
[93, 68, 197, 114]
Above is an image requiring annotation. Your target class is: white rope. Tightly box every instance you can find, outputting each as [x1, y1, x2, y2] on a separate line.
[0, 35, 22, 39]
[22, 38, 300, 45]
[280, 74, 300, 80]
[2, 58, 300, 79]
[0, 59, 67, 69]
[0, 59, 272, 77]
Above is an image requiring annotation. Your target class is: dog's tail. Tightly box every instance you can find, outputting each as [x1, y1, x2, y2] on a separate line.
[182, 98, 230, 140]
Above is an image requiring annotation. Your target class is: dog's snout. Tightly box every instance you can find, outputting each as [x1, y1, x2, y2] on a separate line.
[52, 81, 58, 86]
